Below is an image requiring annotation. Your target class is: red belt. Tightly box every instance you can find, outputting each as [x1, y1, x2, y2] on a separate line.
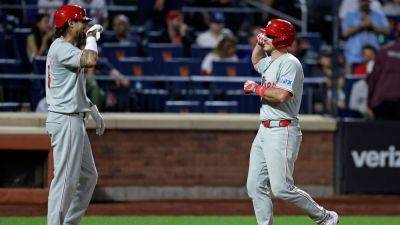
[262, 119, 292, 128]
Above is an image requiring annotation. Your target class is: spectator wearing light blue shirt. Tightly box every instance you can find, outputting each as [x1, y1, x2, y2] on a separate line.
[342, 0, 389, 71]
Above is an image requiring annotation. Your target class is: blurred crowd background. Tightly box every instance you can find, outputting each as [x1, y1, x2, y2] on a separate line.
[0, 0, 400, 120]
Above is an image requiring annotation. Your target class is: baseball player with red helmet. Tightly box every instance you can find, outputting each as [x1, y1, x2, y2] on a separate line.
[244, 19, 339, 225]
[45, 5, 105, 225]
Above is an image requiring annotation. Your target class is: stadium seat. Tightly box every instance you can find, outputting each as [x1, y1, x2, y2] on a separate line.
[0, 59, 21, 73]
[226, 93, 260, 113]
[203, 100, 238, 113]
[138, 89, 168, 112]
[12, 28, 32, 71]
[147, 43, 183, 61]
[32, 56, 46, 75]
[117, 57, 155, 76]
[164, 100, 201, 113]
[236, 45, 252, 59]
[190, 45, 212, 59]
[164, 58, 201, 76]
[212, 61, 249, 76]
[0, 32, 6, 58]
[298, 32, 321, 53]
[101, 42, 138, 65]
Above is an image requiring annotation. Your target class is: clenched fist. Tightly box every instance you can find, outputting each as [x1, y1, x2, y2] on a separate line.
[86, 24, 104, 41]
[243, 80, 259, 94]
[256, 32, 267, 46]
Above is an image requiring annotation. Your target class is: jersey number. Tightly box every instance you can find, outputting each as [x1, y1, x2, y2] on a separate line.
[47, 65, 51, 89]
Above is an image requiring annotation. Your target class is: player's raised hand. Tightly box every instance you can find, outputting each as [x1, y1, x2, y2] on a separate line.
[89, 105, 105, 136]
[256, 32, 267, 46]
[86, 24, 104, 41]
[243, 80, 259, 94]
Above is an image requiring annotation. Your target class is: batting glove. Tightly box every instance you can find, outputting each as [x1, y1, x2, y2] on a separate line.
[243, 80, 266, 97]
[256, 32, 267, 46]
[86, 24, 103, 41]
[89, 105, 105, 136]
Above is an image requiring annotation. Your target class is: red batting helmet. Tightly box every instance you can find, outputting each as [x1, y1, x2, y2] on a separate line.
[54, 5, 92, 29]
[261, 19, 296, 49]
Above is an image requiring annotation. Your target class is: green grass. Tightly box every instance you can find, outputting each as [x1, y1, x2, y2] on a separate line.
[1, 216, 400, 225]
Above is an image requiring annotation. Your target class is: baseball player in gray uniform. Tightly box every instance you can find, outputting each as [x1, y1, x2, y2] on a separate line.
[45, 5, 105, 225]
[243, 19, 339, 225]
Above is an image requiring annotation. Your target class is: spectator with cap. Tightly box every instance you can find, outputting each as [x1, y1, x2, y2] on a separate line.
[196, 11, 234, 48]
[341, 0, 389, 73]
[368, 26, 400, 120]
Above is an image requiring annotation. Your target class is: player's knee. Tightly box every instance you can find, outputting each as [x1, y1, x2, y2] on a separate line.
[271, 185, 290, 201]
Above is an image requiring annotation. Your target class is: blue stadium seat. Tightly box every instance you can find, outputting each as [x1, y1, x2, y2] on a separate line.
[164, 100, 201, 113]
[101, 42, 138, 65]
[190, 45, 212, 59]
[164, 58, 201, 76]
[203, 100, 238, 113]
[298, 32, 321, 53]
[138, 89, 168, 112]
[117, 57, 155, 76]
[212, 61, 249, 76]
[226, 93, 260, 113]
[147, 43, 184, 61]
[32, 56, 46, 75]
[236, 45, 252, 59]
[0, 32, 6, 58]
[13, 28, 32, 70]
[0, 59, 21, 73]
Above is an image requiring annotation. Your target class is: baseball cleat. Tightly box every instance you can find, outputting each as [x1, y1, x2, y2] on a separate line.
[323, 211, 339, 225]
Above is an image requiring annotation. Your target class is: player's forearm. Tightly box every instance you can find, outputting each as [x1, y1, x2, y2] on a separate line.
[80, 33, 98, 68]
[80, 50, 98, 68]
[252, 44, 265, 66]
[260, 87, 291, 104]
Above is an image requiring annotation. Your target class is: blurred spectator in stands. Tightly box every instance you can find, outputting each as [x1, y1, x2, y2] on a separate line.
[339, 0, 382, 21]
[383, 0, 400, 16]
[201, 37, 238, 75]
[382, 0, 400, 41]
[26, 13, 53, 62]
[368, 26, 400, 120]
[38, 0, 63, 23]
[311, 52, 346, 115]
[106, 14, 134, 44]
[349, 45, 376, 118]
[158, 10, 194, 56]
[196, 11, 234, 48]
[103, 14, 146, 57]
[138, 0, 183, 31]
[342, 0, 389, 74]
[353, 45, 377, 77]
[68, 0, 109, 29]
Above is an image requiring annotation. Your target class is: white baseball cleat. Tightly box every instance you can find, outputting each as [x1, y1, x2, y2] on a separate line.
[323, 211, 339, 225]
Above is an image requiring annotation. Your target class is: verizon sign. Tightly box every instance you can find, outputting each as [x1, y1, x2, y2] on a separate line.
[351, 145, 400, 168]
[336, 120, 400, 194]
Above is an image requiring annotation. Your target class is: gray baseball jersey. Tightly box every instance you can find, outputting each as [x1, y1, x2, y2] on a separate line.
[247, 53, 331, 225]
[46, 38, 92, 113]
[45, 37, 97, 225]
[255, 53, 303, 121]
